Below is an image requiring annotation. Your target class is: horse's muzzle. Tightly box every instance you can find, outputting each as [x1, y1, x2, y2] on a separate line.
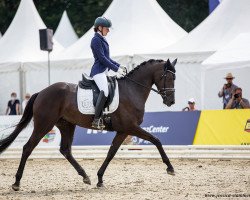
[162, 92, 175, 107]
[164, 99, 175, 107]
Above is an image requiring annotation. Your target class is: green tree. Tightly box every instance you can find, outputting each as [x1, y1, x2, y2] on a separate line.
[0, 0, 20, 34]
[0, 0, 208, 36]
[157, 0, 208, 32]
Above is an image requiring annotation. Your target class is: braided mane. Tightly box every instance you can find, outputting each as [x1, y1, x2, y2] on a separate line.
[119, 59, 164, 79]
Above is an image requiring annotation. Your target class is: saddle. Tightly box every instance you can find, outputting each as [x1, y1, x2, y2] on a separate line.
[78, 74, 116, 109]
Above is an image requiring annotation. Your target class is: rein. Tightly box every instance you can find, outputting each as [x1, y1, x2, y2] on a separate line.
[124, 76, 159, 94]
[123, 69, 175, 96]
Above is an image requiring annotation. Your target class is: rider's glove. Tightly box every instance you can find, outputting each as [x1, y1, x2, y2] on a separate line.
[117, 66, 126, 77]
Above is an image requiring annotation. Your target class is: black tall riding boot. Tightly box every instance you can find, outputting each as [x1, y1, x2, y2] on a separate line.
[92, 91, 107, 129]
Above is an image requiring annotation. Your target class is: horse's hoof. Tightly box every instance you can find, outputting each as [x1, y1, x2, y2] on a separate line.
[167, 168, 175, 176]
[96, 182, 104, 188]
[12, 184, 20, 191]
[83, 177, 91, 185]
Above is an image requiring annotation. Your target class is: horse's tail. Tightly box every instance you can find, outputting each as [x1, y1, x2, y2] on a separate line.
[0, 93, 39, 154]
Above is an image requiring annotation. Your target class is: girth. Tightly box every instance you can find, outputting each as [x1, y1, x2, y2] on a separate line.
[78, 74, 116, 108]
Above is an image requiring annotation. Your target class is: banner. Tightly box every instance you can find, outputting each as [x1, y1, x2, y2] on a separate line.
[73, 126, 115, 145]
[73, 111, 201, 145]
[193, 110, 250, 145]
[0, 116, 61, 147]
[1, 109, 250, 147]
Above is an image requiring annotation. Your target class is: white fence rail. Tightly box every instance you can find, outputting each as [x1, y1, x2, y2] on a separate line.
[1, 145, 250, 159]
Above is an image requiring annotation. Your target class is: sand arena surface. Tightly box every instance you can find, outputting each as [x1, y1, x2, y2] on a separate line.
[0, 159, 250, 200]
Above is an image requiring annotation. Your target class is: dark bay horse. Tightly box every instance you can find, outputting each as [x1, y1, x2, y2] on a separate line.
[0, 59, 177, 190]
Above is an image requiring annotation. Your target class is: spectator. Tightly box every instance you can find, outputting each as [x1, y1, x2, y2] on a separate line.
[225, 88, 250, 109]
[218, 73, 238, 109]
[182, 98, 197, 111]
[5, 92, 20, 115]
[22, 93, 31, 113]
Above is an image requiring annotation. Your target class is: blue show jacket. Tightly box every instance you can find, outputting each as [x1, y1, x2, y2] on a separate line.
[90, 33, 120, 77]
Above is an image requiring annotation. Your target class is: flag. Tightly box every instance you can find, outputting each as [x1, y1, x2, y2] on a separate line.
[209, 0, 222, 13]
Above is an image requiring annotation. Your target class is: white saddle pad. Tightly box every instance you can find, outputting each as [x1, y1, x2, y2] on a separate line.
[77, 81, 119, 115]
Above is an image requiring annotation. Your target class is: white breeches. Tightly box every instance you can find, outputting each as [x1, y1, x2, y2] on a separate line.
[93, 72, 109, 97]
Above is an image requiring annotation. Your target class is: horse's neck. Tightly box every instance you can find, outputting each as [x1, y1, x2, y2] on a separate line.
[124, 68, 154, 103]
[131, 69, 154, 88]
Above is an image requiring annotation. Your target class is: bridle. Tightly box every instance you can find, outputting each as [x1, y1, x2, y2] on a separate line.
[123, 67, 175, 99]
[158, 69, 175, 100]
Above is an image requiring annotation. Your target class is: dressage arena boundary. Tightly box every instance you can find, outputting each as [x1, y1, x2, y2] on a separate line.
[0, 145, 250, 159]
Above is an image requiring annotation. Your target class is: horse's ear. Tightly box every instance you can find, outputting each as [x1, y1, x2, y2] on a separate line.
[166, 59, 171, 66]
[171, 58, 177, 67]
[165, 59, 171, 70]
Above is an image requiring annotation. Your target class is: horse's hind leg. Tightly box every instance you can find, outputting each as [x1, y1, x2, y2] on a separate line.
[132, 126, 175, 175]
[12, 122, 56, 191]
[97, 132, 127, 187]
[56, 119, 91, 185]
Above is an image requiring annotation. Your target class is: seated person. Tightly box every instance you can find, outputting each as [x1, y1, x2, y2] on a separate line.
[182, 98, 197, 111]
[225, 88, 250, 109]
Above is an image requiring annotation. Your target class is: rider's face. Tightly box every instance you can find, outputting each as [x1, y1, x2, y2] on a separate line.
[102, 27, 109, 36]
[98, 26, 109, 36]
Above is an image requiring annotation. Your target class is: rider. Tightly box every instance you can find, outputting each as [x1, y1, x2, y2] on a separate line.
[90, 16, 126, 129]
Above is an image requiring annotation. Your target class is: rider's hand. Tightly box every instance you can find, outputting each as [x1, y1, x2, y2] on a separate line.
[117, 66, 126, 77]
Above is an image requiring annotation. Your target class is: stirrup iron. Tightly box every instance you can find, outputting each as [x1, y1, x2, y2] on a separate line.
[92, 118, 105, 130]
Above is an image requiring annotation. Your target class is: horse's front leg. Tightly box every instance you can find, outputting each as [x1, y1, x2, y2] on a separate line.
[132, 126, 175, 175]
[97, 132, 127, 187]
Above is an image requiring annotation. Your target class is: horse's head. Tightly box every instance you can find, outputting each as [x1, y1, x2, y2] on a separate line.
[154, 59, 177, 107]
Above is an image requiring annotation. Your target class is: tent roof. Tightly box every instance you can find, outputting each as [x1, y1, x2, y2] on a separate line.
[54, 11, 78, 48]
[56, 0, 187, 60]
[202, 32, 250, 67]
[0, 0, 63, 63]
[158, 0, 250, 54]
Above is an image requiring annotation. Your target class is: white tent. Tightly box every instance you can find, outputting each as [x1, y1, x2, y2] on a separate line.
[0, 0, 63, 63]
[0, 0, 64, 114]
[203, 33, 250, 67]
[159, 0, 250, 54]
[54, 11, 78, 48]
[201, 33, 250, 109]
[133, 0, 250, 111]
[56, 0, 187, 61]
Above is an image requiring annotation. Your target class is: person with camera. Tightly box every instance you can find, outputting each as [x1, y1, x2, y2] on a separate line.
[218, 73, 238, 109]
[225, 88, 250, 109]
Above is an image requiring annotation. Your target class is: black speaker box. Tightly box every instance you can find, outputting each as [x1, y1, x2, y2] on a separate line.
[39, 29, 53, 51]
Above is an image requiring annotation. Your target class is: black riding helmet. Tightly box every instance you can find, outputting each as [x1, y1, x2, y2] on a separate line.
[94, 17, 112, 28]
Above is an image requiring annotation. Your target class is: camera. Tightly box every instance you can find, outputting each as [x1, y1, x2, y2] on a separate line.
[226, 83, 231, 87]
[234, 93, 240, 98]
